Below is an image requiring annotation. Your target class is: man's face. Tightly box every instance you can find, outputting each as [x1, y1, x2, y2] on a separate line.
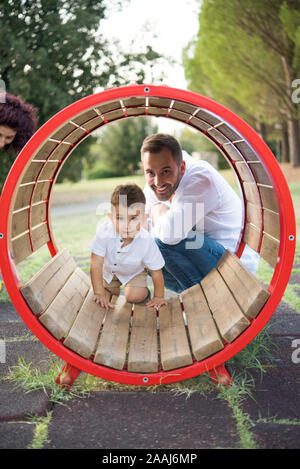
[142, 147, 186, 201]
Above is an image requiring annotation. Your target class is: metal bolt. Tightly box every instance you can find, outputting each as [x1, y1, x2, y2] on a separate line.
[142, 377, 149, 383]
[144, 86, 150, 93]
[289, 235, 295, 241]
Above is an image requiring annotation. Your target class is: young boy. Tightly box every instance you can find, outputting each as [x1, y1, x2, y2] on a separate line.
[89, 183, 167, 310]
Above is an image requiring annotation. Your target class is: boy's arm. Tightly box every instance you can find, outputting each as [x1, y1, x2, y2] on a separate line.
[90, 253, 114, 309]
[146, 269, 168, 308]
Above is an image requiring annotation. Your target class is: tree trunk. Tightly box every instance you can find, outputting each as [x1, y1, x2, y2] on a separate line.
[281, 55, 300, 167]
[281, 121, 290, 163]
[287, 113, 300, 167]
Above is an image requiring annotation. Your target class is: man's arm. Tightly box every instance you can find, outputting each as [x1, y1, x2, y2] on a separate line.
[151, 203, 170, 227]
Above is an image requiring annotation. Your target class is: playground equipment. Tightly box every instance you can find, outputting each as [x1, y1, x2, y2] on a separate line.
[0, 85, 296, 388]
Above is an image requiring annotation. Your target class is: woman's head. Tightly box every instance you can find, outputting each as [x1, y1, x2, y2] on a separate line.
[0, 93, 38, 153]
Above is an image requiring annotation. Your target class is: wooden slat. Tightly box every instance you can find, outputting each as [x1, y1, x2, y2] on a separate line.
[168, 109, 189, 122]
[246, 202, 262, 228]
[63, 127, 87, 144]
[217, 250, 270, 319]
[235, 162, 254, 183]
[259, 185, 278, 212]
[103, 109, 125, 121]
[222, 143, 244, 161]
[148, 107, 169, 116]
[33, 141, 58, 160]
[263, 209, 280, 239]
[159, 296, 193, 371]
[126, 107, 147, 117]
[32, 181, 51, 204]
[122, 97, 146, 108]
[72, 109, 99, 126]
[243, 223, 261, 252]
[234, 141, 259, 161]
[243, 182, 261, 206]
[94, 296, 132, 370]
[12, 202, 48, 238]
[172, 100, 198, 115]
[12, 223, 50, 264]
[21, 161, 44, 184]
[82, 116, 104, 131]
[189, 117, 211, 132]
[127, 304, 158, 373]
[51, 122, 77, 141]
[14, 184, 34, 210]
[248, 162, 272, 185]
[96, 101, 122, 114]
[148, 97, 172, 108]
[194, 109, 221, 126]
[39, 268, 90, 340]
[47, 143, 71, 161]
[201, 268, 250, 343]
[21, 249, 76, 315]
[260, 233, 280, 267]
[64, 288, 110, 358]
[181, 284, 224, 361]
[38, 161, 59, 181]
[207, 128, 230, 145]
[217, 123, 242, 142]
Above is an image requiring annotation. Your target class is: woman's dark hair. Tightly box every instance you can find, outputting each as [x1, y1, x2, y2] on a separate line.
[0, 93, 38, 153]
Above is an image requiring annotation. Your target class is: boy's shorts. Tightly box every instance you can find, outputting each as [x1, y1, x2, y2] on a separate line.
[104, 269, 148, 289]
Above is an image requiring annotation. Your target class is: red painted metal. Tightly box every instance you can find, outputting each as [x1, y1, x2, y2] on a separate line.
[0, 84, 296, 387]
[209, 364, 232, 387]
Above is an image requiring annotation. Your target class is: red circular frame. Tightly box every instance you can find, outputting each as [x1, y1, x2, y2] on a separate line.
[0, 85, 296, 385]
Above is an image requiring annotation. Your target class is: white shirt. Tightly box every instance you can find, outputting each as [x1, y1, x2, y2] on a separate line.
[89, 220, 165, 285]
[143, 151, 260, 274]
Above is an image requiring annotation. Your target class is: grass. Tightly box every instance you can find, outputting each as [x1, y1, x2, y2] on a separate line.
[1, 168, 299, 449]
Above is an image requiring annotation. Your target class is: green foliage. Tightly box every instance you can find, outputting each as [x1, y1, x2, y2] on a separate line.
[0, 0, 164, 183]
[183, 0, 300, 162]
[91, 117, 158, 177]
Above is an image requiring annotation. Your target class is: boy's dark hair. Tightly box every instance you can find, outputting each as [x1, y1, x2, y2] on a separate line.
[110, 183, 146, 208]
[141, 133, 182, 165]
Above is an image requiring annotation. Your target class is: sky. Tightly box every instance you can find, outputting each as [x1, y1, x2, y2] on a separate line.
[100, 0, 200, 132]
[101, 0, 200, 88]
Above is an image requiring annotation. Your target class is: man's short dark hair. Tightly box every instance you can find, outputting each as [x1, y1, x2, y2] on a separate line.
[141, 133, 182, 165]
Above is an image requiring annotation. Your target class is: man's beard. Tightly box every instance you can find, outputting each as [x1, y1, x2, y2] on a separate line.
[150, 172, 181, 201]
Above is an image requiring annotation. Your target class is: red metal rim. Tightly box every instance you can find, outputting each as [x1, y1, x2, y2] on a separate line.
[0, 84, 296, 386]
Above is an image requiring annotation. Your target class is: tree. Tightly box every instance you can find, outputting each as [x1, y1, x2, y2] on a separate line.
[94, 117, 158, 177]
[0, 0, 164, 182]
[184, 0, 300, 166]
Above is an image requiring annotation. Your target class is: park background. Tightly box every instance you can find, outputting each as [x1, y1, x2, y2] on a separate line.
[0, 0, 300, 450]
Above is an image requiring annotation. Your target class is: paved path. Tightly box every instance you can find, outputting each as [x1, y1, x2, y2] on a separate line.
[0, 292, 299, 450]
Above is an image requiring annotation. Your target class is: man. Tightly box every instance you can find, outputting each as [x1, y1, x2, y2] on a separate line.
[141, 133, 259, 294]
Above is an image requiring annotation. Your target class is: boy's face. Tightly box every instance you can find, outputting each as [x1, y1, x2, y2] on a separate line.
[109, 203, 146, 239]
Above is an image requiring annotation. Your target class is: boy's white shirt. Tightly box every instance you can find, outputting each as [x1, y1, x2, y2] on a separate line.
[89, 220, 165, 285]
[143, 151, 260, 274]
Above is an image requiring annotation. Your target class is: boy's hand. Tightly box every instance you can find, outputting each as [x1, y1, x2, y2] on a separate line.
[92, 293, 115, 310]
[146, 296, 168, 309]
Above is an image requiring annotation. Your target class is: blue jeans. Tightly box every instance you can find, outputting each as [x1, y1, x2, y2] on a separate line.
[150, 231, 226, 294]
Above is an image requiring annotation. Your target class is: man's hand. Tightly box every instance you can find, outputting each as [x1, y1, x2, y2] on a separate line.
[151, 203, 170, 226]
